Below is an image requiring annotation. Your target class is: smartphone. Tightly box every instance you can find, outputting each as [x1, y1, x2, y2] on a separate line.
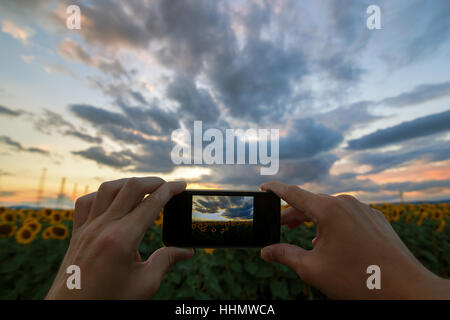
[163, 190, 280, 248]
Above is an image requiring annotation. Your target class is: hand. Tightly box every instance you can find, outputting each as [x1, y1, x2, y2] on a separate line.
[260, 182, 450, 299]
[46, 177, 194, 300]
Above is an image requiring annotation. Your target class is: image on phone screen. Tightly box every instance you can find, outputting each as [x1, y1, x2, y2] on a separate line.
[191, 195, 254, 246]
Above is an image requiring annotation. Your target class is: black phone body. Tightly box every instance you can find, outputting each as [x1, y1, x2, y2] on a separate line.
[163, 190, 280, 248]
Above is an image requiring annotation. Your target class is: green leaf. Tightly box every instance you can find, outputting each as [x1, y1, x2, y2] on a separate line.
[230, 260, 242, 272]
[271, 279, 289, 299]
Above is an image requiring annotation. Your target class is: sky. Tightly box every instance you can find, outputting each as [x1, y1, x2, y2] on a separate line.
[0, 0, 449, 207]
[192, 196, 254, 221]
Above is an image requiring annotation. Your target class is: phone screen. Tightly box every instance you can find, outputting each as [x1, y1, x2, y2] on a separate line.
[163, 190, 280, 248]
[191, 195, 254, 246]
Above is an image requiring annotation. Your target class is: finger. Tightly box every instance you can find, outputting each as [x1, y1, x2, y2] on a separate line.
[124, 181, 186, 241]
[281, 206, 311, 226]
[261, 243, 312, 280]
[88, 178, 130, 221]
[107, 177, 165, 219]
[143, 247, 194, 286]
[73, 192, 96, 230]
[261, 182, 322, 222]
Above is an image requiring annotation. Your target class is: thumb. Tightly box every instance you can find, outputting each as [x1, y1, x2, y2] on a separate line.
[145, 247, 194, 281]
[261, 243, 312, 278]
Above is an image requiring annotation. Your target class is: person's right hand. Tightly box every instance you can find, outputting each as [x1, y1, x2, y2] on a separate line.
[260, 182, 450, 299]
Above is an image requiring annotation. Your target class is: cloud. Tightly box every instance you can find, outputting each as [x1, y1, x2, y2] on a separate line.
[42, 64, 77, 78]
[205, 153, 338, 189]
[70, 104, 132, 128]
[35, 109, 102, 144]
[1, 20, 34, 45]
[353, 139, 450, 174]
[315, 101, 381, 133]
[192, 195, 253, 220]
[381, 179, 450, 192]
[72, 146, 132, 168]
[280, 118, 343, 159]
[0, 136, 49, 155]
[0, 105, 22, 117]
[20, 55, 35, 64]
[58, 38, 128, 78]
[0, 191, 16, 197]
[348, 110, 450, 150]
[167, 75, 220, 124]
[379, 81, 450, 107]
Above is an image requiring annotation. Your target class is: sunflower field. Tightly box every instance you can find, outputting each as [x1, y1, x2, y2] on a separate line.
[0, 203, 449, 300]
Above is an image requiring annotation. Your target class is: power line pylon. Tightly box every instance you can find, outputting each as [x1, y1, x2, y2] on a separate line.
[71, 182, 78, 202]
[399, 190, 404, 203]
[55, 177, 66, 208]
[36, 168, 47, 207]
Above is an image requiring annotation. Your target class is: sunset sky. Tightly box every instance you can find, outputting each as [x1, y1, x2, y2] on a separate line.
[192, 196, 253, 221]
[0, 0, 449, 207]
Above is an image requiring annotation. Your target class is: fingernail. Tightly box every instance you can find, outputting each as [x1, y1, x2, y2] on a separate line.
[261, 249, 273, 262]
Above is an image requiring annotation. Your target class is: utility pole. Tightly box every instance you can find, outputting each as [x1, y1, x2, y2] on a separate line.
[56, 177, 66, 208]
[36, 168, 47, 207]
[71, 182, 78, 202]
[399, 190, 404, 203]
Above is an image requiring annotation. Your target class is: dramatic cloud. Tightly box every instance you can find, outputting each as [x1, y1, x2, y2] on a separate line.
[1, 0, 450, 203]
[280, 118, 343, 159]
[0, 136, 49, 155]
[353, 139, 450, 174]
[315, 101, 381, 133]
[72, 146, 132, 168]
[348, 110, 450, 150]
[35, 109, 102, 144]
[167, 76, 220, 124]
[58, 38, 128, 78]
[379, 81, 450, 107]
[0, 105, 22, 117]
[193, 195, 253, 220]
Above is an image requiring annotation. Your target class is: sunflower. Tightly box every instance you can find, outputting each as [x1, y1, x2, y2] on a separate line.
[49, 224, 69, 240]
[41, 227, 52, 239]
[15, 210, 27, 222]
[1, 211, 16, 223]
[27, 210, 42, 220]
[63, 210, 74, 221]
[436, 220, 446, 234]
[203, 248, 215, 254]
[304, 221, 314, 228]
[15, 226, 36, 244]
[432, 211, 443, 221]
[0, 223, 16, 238]
[50, 211, 63, 225]
[23, 218, 42, 234]
[40, 208, 53, 221]
[417, 212, 429, 226]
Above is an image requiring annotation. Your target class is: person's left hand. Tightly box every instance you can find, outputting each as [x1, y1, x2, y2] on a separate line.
[46, 177, 193, 300]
